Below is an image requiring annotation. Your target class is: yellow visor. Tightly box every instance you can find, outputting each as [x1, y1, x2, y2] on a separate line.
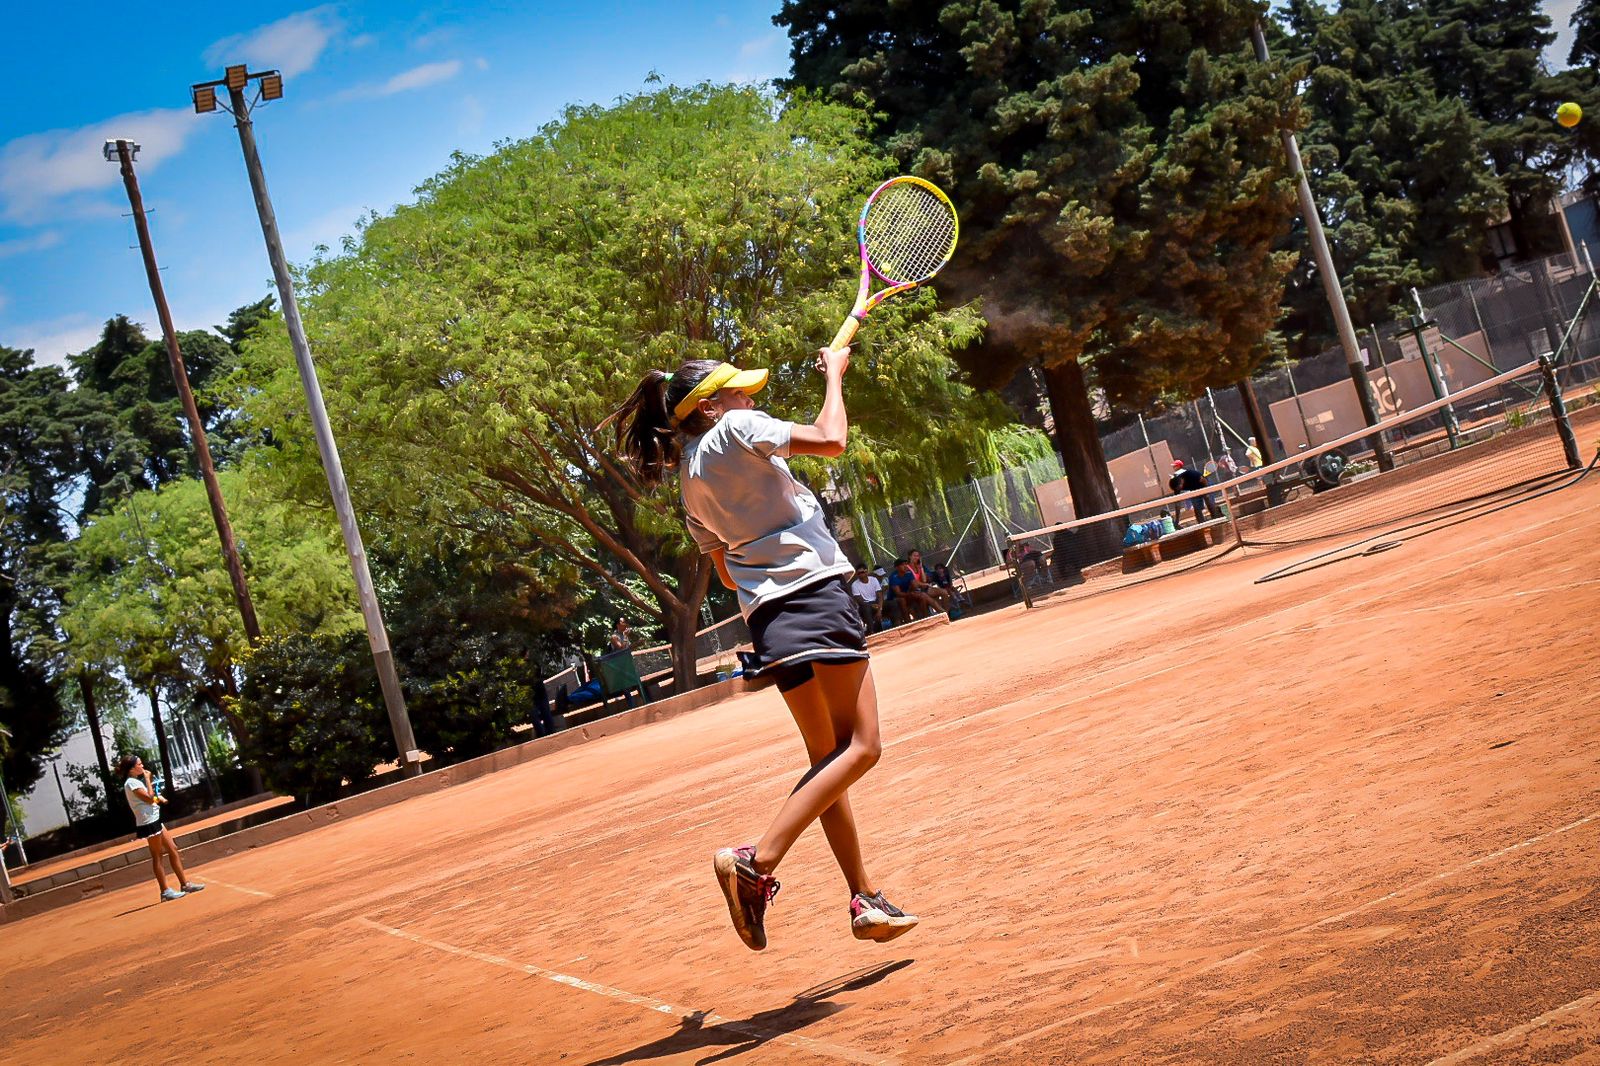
[671, 363, 769, 425]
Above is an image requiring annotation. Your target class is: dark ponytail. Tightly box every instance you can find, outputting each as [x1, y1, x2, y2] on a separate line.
[612, 359, 722, 484]
[115, 754, 140, 781]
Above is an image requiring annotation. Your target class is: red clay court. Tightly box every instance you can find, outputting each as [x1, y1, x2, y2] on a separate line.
[4, 421, 1598, 1065]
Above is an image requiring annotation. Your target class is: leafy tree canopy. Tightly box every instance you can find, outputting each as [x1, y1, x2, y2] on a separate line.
[231, 83, 1004, 687]
[776, 0, 1302, 410]
[57, 468, 362, 740]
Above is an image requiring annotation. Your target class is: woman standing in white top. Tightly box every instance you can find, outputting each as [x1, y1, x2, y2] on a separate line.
[118, 755, 203, 902]
[613, 347, 916, 951]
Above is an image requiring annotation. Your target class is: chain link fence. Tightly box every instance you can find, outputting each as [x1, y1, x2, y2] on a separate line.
[841, 248, 1598, 578]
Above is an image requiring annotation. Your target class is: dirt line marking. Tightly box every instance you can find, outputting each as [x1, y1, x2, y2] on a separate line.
[1425, 989, 1600, 1065]
[356, 917, 897, 1066]
[206, 878, 275, 898]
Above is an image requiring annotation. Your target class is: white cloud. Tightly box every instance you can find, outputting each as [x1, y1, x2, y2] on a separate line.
[336, 60, 463, 101]
[0, 230, 62, 259]
[0, 109, 198, 223]
[379, 60, 463, 95]
[729, 32, 784, 85]
[7, 313, 106, 368]
[204, 6, 343, 79]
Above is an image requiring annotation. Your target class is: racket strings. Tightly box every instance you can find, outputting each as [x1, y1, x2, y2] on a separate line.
[863, 184, 957, 285]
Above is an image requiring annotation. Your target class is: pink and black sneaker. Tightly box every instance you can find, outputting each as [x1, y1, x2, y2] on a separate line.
[850, 890, 919, 942]
[713, 845, 780, 951]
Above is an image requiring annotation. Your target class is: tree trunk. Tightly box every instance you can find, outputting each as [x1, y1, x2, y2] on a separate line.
[147, 684, 176, 788]
[1041, 358, 1123, 562]
[77, 674, 115, 814]
[663, 600, 705, 697]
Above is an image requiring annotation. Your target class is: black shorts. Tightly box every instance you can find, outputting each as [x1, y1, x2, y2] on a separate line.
[744, 575, 869, 691]
[135, 820, 164, 840]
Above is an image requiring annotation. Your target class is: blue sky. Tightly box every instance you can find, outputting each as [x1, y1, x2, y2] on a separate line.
[0, 2, 1584, 369]
[0, 2, 791, 367]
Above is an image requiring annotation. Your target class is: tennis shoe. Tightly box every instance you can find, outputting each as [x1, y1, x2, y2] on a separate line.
[714, 845, 780, 951]
[181, 882, 205, 893]
[160, 888, 185, 902]
[850, 891, 918, 942]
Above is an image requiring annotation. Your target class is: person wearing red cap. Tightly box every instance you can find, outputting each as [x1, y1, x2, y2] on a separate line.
[1168, 458, 1221, 527]
[611, 351, 917, 953]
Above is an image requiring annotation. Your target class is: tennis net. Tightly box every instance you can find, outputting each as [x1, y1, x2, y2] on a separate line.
[1006, 356, 1594, 607]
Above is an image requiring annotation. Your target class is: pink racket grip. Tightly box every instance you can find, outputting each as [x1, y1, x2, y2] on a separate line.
[828, 315, 861, 352]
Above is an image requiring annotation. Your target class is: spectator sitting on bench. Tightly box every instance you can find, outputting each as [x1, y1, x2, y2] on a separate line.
[1006, 542, 1047, 588]
[1169, 459, 1221, 527]
[849, 564, 886, 631]
[906, 549, 955, 615]
[886, 558, 937, 620]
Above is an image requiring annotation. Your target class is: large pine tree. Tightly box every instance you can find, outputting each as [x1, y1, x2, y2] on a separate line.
[776, 1, 1301, 535]
[1416, 0, 1595, 253]
[1277, 0, 1505, 350]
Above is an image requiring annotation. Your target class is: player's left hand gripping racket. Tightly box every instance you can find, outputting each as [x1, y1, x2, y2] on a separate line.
[829, 176, 959, 351]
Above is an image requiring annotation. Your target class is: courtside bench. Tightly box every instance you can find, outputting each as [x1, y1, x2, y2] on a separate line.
[1121, 517, 1231, 572]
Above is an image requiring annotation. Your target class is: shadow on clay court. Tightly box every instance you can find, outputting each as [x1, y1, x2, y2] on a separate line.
[113, 902, 161, 918]
[580, 959, 913, 1065]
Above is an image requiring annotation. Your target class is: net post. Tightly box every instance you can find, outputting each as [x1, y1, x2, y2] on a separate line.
[1222, 481, 1246, 551]
[1538, 355, 1582, 469]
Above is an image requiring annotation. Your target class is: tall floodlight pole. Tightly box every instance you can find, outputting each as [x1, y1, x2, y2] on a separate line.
[1252, 22, 1394, 473]
[104, 138, 262, 646]
[192, 66, 420, 777]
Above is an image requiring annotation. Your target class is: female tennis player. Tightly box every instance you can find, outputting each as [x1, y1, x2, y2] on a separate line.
[612, 347, 917, 950]
[117, 755, 204, 902]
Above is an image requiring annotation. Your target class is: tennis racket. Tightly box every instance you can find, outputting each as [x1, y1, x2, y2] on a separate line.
[829, 176, 959, 351]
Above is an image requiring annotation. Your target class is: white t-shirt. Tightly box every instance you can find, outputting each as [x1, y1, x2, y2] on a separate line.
[680, 409, 853, 616]
[124, 776, 160, 827]
[849, 575, 882, 603]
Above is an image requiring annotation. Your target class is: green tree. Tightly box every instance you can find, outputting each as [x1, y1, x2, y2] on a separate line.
[233, 631, 390, 804]
[776, 1, 1301, 545]
[1416, 0, 1597, 252]
[57, 469, 363, 745]
[232, 84, 999, 690]
[1, 345, 132, 794]
[1277, 0, 1506, 351]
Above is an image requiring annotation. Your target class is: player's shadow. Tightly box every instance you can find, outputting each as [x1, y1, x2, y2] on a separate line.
[582, 958, 913, 1066]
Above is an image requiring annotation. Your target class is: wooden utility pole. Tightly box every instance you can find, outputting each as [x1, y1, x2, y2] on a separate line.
[107, 139, 261, 644]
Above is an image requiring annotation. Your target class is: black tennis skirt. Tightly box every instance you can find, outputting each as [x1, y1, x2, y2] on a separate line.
[743, 575, 869, 690]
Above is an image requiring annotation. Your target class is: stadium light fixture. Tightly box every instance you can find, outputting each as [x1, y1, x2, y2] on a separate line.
[189, 62, 421, 778]
[192, 85, 218, 113]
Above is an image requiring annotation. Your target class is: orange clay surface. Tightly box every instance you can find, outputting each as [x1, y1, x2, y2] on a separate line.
[5, 431, 1599, 1065]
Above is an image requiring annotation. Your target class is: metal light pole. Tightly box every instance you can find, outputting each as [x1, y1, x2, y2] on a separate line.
[1252, 21, 1393, 472]
[104, 138, 262, 646]
[192, 66, 420, 777]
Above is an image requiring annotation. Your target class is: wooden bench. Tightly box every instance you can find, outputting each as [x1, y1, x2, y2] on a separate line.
[1121, 541, 1160, 573]
[1155, 517, 1231, 561]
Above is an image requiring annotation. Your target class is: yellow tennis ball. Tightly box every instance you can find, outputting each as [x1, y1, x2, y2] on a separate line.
[1557, 102, 1582, 128]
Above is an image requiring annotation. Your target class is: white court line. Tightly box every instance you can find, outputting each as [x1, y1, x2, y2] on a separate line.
[206, 878, 274, 898]
[357, 917, 896, 1066]
[1426, 989, 1600, 1065]
[947, 810, 1600, 1065]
